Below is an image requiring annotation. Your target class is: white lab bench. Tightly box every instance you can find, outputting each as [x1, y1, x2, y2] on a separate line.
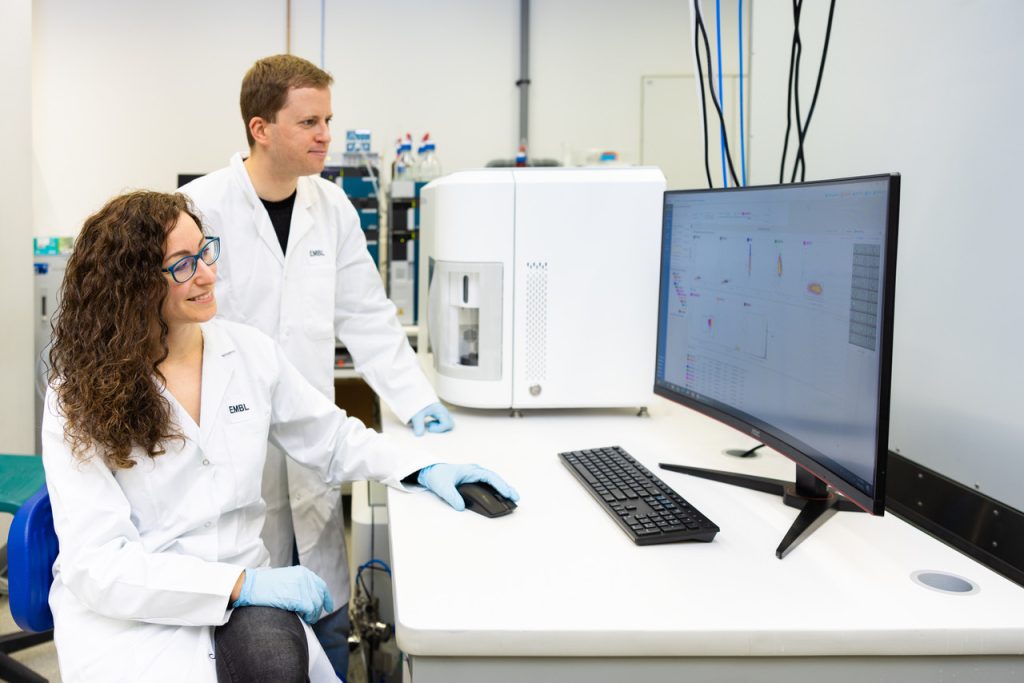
[376, 397, 1024, 682]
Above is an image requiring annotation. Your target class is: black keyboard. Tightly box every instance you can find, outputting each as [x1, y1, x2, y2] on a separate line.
[559, 446, 719, 545]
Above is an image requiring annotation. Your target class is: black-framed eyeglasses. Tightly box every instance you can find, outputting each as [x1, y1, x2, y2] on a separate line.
[162, 237, 221, 284]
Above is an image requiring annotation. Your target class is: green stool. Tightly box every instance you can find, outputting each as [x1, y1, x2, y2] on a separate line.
[0, 454, 46, 596]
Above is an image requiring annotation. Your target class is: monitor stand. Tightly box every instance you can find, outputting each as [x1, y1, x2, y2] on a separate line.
[658, 462, 864, 559]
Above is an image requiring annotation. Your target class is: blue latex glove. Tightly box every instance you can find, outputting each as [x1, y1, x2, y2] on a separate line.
[417, 463, 520, 511]
[232, 566, 334, 625]
[409, 402, 454, 436]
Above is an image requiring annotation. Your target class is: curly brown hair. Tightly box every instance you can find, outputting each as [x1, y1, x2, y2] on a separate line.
[240, 54, 333, 147]
[49, 191, 205, 469]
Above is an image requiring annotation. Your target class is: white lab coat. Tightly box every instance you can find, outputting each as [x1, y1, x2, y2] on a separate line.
[181, 154, 438, 604]
[41, 319, 435, 682]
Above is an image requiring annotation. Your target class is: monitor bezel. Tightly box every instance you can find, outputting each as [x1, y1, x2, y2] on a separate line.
[654, 173, 901, 516]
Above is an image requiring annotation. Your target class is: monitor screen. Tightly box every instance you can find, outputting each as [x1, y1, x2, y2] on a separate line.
[655, 175, 899, 519]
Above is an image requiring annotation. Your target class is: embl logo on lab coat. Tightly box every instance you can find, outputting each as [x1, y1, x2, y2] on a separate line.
[228, 403, 250, 414]
[309, 248, 326, 258]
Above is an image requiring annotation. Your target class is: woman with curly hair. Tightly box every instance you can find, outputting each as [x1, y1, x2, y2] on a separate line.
[42, 191, 517, 682]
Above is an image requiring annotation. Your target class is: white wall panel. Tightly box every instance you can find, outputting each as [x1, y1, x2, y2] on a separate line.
[32, 0, 285, 235]
[1, 0, 36, 454]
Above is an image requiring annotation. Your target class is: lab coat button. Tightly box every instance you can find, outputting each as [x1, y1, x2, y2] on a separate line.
[202, 459, 210, 466]
[204, 521, 212, 528]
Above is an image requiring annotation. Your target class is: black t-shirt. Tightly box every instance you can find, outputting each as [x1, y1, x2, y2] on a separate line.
[260, 190, 297, 255]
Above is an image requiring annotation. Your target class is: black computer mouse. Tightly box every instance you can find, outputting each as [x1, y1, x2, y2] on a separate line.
[456, 482, 517, 518]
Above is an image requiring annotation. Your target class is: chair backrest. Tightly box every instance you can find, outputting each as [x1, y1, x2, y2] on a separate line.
[8, 485, 58, 633]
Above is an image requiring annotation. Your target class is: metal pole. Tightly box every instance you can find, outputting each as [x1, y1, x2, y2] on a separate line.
[518, 0, 530, 148]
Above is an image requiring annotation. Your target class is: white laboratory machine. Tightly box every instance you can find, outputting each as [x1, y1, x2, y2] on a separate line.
[419, 167, 666, 410]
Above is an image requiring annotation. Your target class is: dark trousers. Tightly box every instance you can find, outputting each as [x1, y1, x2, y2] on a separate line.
[214, 606, 310, 682]
[312, 603, 350, 680]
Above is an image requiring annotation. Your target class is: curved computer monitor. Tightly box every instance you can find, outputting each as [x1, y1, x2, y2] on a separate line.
[654, 174, 900, 558]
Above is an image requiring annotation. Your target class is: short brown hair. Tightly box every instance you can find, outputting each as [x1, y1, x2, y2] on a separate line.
[240, 54, 334, 147]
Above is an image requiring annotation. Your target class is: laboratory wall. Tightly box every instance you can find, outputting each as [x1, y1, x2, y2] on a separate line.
[1, 0, 37, 455]
[31, 0, 733, 237]
[31, 0, 286, 238]
[748, 1, 1024, 511]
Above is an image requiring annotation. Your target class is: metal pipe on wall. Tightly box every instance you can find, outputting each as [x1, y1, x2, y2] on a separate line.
[517, 0, 530, 149]
[286, 0, 291, 54]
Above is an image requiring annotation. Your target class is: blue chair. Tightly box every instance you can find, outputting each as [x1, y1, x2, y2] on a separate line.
[1, 484, 58, 683]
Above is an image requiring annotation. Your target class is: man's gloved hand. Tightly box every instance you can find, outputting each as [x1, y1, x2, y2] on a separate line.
[232, 566, 334, 624]
[417, 463, 520, 511]
[409, 402, 454, 436]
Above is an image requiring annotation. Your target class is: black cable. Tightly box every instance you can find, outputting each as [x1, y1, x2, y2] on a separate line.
[694, 15, 714, 189]
[694, 8, 741, 187]
[779, 0, 803, 183]
[698, 20, 741, 187]
[791, 0, 837, 182]
[789, 0, 806, 183]
[355, 563, 392, 605]
[357, 568, 371, 599]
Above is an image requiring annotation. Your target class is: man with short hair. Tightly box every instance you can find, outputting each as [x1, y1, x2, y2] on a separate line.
[181, 54, 453, 677]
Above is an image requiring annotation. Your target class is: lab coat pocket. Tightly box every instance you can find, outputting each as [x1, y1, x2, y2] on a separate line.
[223, 408, 272, 507]
[301, 259, 336, 340]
